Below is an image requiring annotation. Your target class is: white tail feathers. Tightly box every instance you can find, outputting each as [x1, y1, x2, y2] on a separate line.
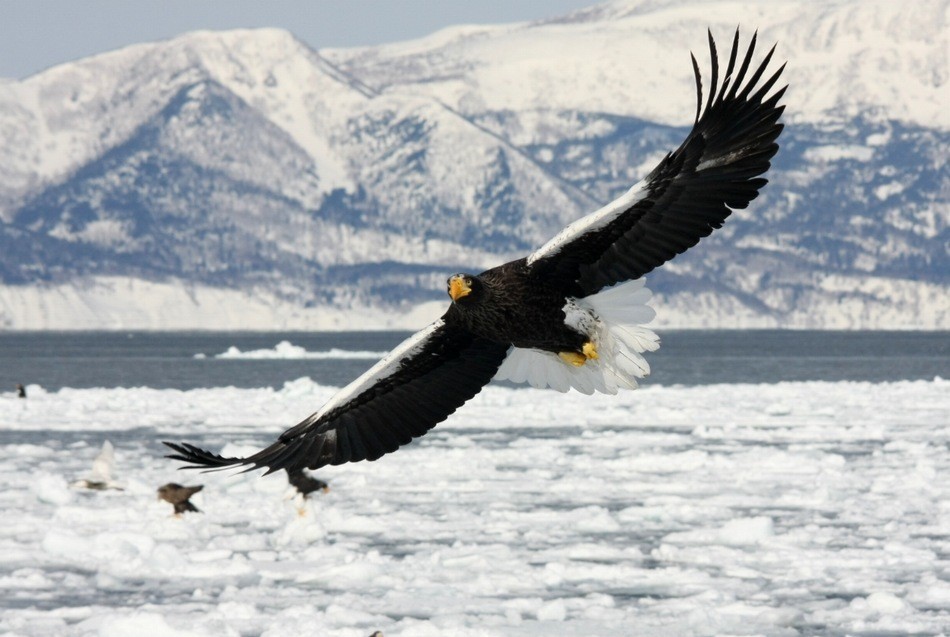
[494, 279, 660, 394]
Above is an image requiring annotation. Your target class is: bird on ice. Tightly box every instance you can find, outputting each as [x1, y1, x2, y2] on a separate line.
[286, 468, 330, 516]
[287, 468, 330, 497]
[71, 440, 124, 491]
[157, 483, 203, 515]
[167, 29, 786, 476]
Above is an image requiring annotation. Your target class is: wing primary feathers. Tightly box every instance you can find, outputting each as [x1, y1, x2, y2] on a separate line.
[259, 438, 309, 474]
[166, 322, 509, 473]
[738, 43, 775, 102]
[283, 435, 320, 474]
[525, 28, 785, 294]
[717, 28, 741, 101]
[691, 53, 703, 125]
[750, 62, 788, 104]
[163, 442, 237, 471]
[726, 30, 758, 103]
[704, 29, 719, 116]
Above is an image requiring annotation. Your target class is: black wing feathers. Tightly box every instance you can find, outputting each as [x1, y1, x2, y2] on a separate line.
[165, 322, 509, 473]
[165, 29, 786, 477]
[536, 28, 786, 296]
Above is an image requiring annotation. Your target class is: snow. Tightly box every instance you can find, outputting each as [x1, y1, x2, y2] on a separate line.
[0, 277, 445, 331]
[326, 0, 950, 130]
[2, 274, 947, 331]
[803, 145, 876, 163]
[210, 341, 387, 360]
[1, 376, 948, 636]
[3, 0, 944, 216]
[874, 181, 906, 201]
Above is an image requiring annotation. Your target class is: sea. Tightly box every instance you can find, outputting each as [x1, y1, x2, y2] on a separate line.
[3, 330, 947, 392]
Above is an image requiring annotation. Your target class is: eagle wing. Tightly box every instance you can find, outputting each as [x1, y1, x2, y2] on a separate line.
[165, 318, 509, 472]
[526, 29, 786, 296]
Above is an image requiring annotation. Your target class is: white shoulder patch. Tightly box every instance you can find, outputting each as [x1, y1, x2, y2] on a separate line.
[310, 319, 445, 421]
[494, 279, 660, 395]
[526, 180, 649, 266]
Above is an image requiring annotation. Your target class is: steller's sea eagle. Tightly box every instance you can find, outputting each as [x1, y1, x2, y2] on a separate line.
[166, 29, 786, 475]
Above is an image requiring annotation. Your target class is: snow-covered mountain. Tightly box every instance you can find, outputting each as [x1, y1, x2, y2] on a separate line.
[0, 0, 947, 329]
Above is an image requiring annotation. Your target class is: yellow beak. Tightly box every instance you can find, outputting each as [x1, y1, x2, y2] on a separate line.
[448, 276, 472, 302]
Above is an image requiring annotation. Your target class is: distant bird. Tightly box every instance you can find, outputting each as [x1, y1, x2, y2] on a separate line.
[286, 468, 329, 516]
[286, 468, 329, 497]
[166, 29, 785, 476]
[71, 440, 124, 490]
[16, 384, 26, 398]
[157, 483, 203, 515]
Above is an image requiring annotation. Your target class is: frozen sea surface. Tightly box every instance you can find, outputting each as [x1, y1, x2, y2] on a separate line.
[1, 378, 948, 636]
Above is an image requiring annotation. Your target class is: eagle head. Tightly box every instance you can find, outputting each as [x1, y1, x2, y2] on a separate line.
[447, 274, 480, 303]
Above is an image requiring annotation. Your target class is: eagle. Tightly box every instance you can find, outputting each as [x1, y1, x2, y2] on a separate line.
[157, 483, 204, 515]
[166, 29, 786, 476]
[286, 468, 330, 496]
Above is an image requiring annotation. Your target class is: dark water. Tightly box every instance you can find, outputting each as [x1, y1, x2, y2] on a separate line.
[1, 330, 947, 392]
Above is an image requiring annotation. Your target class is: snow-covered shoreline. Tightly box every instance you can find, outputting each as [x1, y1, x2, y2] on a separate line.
[2, 378, 947, 636]
[206, 341, 387, 360]
[1, 276, 947, 330]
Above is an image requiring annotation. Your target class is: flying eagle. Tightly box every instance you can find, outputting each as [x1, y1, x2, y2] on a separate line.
[166, 29, 786, 475]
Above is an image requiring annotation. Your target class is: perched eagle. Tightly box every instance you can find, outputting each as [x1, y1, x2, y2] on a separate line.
[157, 483, 204, 514]
[167, 29, 785, 476]
[286, 468, 330, 497]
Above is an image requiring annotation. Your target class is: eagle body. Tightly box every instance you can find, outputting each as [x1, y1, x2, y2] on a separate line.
[447, 259, 591, 356]
[286, 468, 329, 497]
[157, 483, 203, 514]
[167, 29, 786, 476]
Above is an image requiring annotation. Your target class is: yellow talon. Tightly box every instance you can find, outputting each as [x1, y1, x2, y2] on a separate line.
[559, 342, 598, 367]
[582, 341, 599, 360]
[558, 351, 587, 367]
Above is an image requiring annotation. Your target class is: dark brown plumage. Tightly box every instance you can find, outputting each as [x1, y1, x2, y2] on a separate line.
[157, 483, 203, 514]
[286, 468, 329, 497]
[446, 259, 591, 355]
[166, 29, 785, 477]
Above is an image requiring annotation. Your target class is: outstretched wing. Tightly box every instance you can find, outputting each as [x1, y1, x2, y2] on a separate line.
[165, 318, 509, 473]
[527, 29, 786, 296]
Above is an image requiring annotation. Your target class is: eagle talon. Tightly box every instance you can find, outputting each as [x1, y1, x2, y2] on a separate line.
[582, 342, 598, 360]
[558, 342, 598, 367]
[558, 351, 587, 367]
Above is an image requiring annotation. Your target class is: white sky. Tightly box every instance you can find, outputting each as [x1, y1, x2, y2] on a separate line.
[0, 0, 600, 79]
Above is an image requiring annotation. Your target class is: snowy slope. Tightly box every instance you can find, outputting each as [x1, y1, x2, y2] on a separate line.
[326, 0, 949, 129]
[0, 30, 357, 213]
[0, 0, 947, 329]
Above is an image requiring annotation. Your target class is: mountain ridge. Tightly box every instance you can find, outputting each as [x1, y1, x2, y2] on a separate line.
[0, 0, 946, 329]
